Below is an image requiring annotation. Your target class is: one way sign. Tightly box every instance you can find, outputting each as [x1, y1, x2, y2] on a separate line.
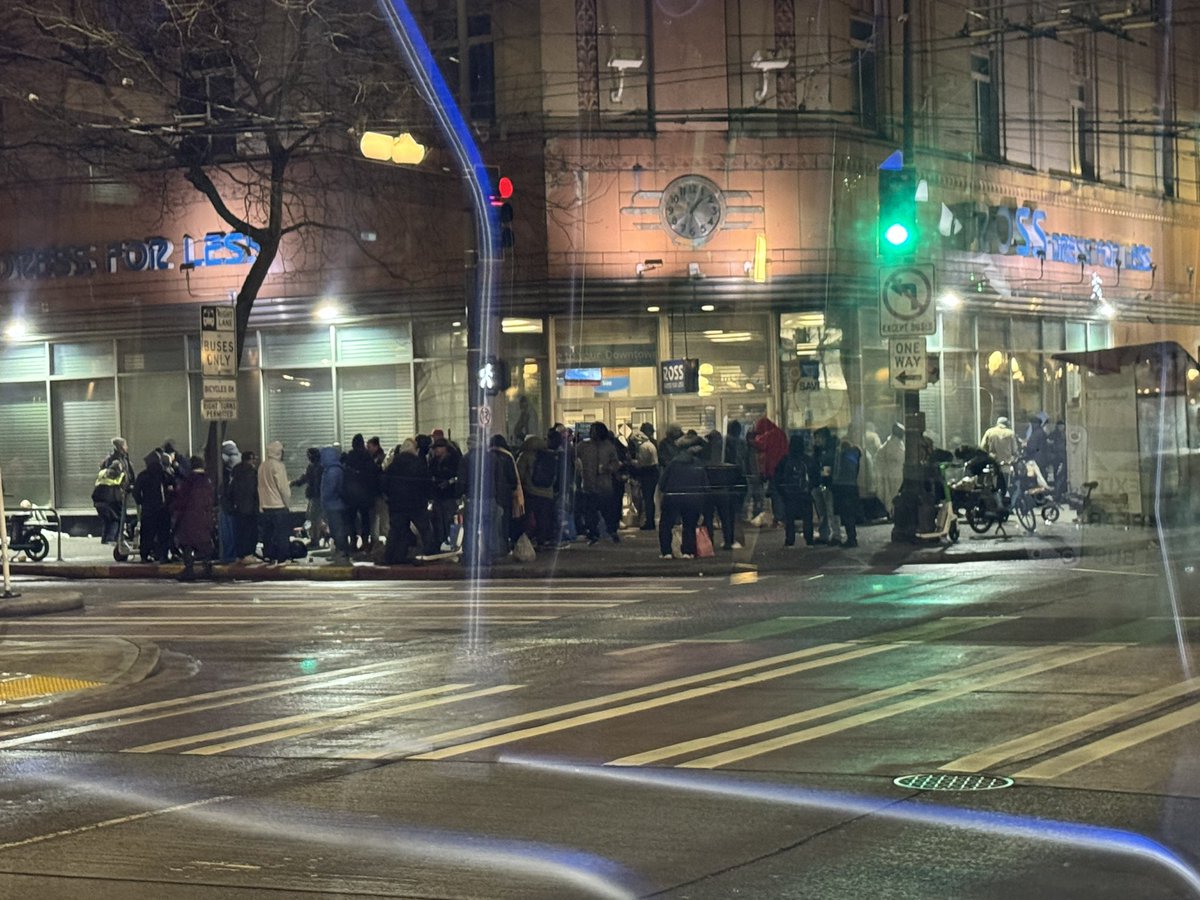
[889, 337, 927, 390]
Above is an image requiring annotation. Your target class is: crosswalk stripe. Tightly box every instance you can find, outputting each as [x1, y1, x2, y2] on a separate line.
[0, 659, 417, 748]
[351, 616, 1008, 761]
[607, 617, 849, 656]
[607, 644, 1060, 767]
[124, 682, 520, 755]
[406, 644, 900, 762]
[941, 676, 1200, 774]
[1013, 701, 1200, 780]
[678, 644, 1124, 769]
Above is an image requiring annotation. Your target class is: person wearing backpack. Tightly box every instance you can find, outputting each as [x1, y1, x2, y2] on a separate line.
[517, 433, 558, 550]
[777, 434, 816, 547]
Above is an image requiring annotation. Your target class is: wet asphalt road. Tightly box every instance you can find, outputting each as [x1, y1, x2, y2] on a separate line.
[1, 560, 1199, 899]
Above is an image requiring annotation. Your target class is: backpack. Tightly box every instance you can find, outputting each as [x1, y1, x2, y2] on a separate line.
[777, 456, 809, 501]
[531, 449, 558, 490]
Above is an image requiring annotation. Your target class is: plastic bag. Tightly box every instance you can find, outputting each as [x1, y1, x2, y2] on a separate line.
[514, 533, 537, 562]
[695, 527, 715, 558]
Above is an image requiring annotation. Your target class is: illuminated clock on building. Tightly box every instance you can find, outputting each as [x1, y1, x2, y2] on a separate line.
[660, 175, 725, 245]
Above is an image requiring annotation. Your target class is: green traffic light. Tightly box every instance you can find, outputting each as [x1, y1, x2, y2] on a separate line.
[884, 223, 911, 247]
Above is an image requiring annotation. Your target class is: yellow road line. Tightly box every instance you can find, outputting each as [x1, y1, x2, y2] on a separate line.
[679, 644, 1124, 769]
[0, 659, 416, 748]
[942, 676, 1200, 774]
[184, 684, 521, 756]
[407, 644, 900, 762]
[608, 644, 1060, 767]
[1014, 701, 1200, 780]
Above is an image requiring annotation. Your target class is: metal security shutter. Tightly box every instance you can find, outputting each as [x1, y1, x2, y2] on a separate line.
[264, 374, 336, 487]
[0, 346, 48, 383]
[0, 385, 51, 506]
[338, 365, 416, 449]
[53, 381, 117, 509]
[335, 324, 413, 365]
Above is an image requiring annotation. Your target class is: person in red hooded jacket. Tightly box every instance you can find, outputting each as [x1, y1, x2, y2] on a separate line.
[749, 416, 788, 525]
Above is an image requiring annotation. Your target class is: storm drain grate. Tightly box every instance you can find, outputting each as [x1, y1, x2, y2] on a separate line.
[893, 773, 1014, 792]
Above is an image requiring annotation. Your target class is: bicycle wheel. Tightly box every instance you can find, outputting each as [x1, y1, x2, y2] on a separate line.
[26, 533, 49, 561]
[966, 504, 991, 534]
[1015, 497, 1037, 533]
[948, 520, 960, 543]
[1041, 502, 1060, 524]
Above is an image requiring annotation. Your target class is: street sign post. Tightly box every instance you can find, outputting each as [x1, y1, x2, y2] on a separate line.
[889, 338, 928, 390]
[879, 264, 935, 338]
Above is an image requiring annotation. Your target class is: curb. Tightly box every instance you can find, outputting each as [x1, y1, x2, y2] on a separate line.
[110, 638, 162, 685]
[0, 591, 85, 617]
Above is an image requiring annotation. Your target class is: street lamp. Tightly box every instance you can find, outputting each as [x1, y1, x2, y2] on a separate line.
[358, 131, 428, 165]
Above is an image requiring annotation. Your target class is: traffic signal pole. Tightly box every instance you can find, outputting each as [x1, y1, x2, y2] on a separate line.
[891, 0, 926, 543]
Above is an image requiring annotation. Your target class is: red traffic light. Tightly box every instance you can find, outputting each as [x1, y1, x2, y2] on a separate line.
[497, 176, 514, 199]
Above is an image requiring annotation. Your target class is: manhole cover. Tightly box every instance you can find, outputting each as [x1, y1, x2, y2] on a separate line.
[893, 773, 1013, 792]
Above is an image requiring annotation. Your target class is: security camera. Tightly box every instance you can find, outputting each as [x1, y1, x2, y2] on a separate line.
[607, 55, 644, 71]
[750, 50, 790, 72]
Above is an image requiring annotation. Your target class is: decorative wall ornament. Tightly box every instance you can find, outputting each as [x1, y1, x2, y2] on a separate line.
[575, 0, 600, 113]
[775, 0, 797, 108]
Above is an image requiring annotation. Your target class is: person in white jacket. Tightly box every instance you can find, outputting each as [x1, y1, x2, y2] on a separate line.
[257, 440, 292, 564]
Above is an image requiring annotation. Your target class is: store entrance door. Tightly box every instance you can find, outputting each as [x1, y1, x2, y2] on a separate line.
[668, 397, 771, 436]
[558, 400, 661, 438]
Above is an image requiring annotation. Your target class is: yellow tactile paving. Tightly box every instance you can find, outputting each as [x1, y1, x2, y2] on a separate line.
[0, 673, 103, 703]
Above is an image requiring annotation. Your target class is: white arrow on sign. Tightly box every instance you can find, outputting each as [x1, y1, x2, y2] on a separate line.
[879, 264, 935, 338]
[889, 337, 928, 390]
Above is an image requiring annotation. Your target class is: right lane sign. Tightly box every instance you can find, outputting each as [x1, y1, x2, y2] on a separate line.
[880, 264, 935, 338]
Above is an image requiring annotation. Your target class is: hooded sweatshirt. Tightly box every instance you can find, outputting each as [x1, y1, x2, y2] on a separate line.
[133, 450, 168, 514]
[319, 447, 346, 513]
[258, 441, 291, 511]
[751, 416, 788, 479]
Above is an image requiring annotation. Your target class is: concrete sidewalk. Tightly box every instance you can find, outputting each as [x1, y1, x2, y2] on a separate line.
[0, 635, 160, 712]
[6, 516, 1188, 581]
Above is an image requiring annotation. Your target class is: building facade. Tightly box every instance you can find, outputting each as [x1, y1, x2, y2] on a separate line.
[3, 0, 1200, 511]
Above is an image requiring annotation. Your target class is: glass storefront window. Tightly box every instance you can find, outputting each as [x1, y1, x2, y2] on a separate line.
[120, 373, 191, 463]
[263, 369, 335, 492]
[118, 337, 186, 373]
[672, 313, 769, 396]
[780, 312, 847, 431]
[51, 341, 114, 379]
[52, 378, 117, 509]
[0, 382, 50, 506]
[261, 330, 333, 369]
[556, 315, 658, 400]
[0, 344, 48, 382]
[338, 365, 416, 451]
[415, 320, 468, 441]
[335, 324, 413, 365]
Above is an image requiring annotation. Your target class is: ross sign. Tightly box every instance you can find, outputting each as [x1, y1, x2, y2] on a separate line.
[879, 264, 935, 338]
[0, 231, 261, 283]
[889, 338, 928, 390]
[937, 201, 1153, 271]
[660, 358, 700, 395]
[200, 305, 237, 377]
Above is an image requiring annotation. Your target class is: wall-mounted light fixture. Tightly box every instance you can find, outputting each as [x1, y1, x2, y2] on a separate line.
[4, 319, 28, 341]
[688, 262, 703, 279]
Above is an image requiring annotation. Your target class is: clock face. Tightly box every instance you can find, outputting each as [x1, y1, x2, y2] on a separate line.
[661, 176, 724, 244]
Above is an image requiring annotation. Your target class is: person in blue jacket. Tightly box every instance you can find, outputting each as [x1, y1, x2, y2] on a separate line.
[320, 446, 350, 565]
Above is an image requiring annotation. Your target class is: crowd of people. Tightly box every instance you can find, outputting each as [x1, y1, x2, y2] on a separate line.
[89, 416, 881, 575]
